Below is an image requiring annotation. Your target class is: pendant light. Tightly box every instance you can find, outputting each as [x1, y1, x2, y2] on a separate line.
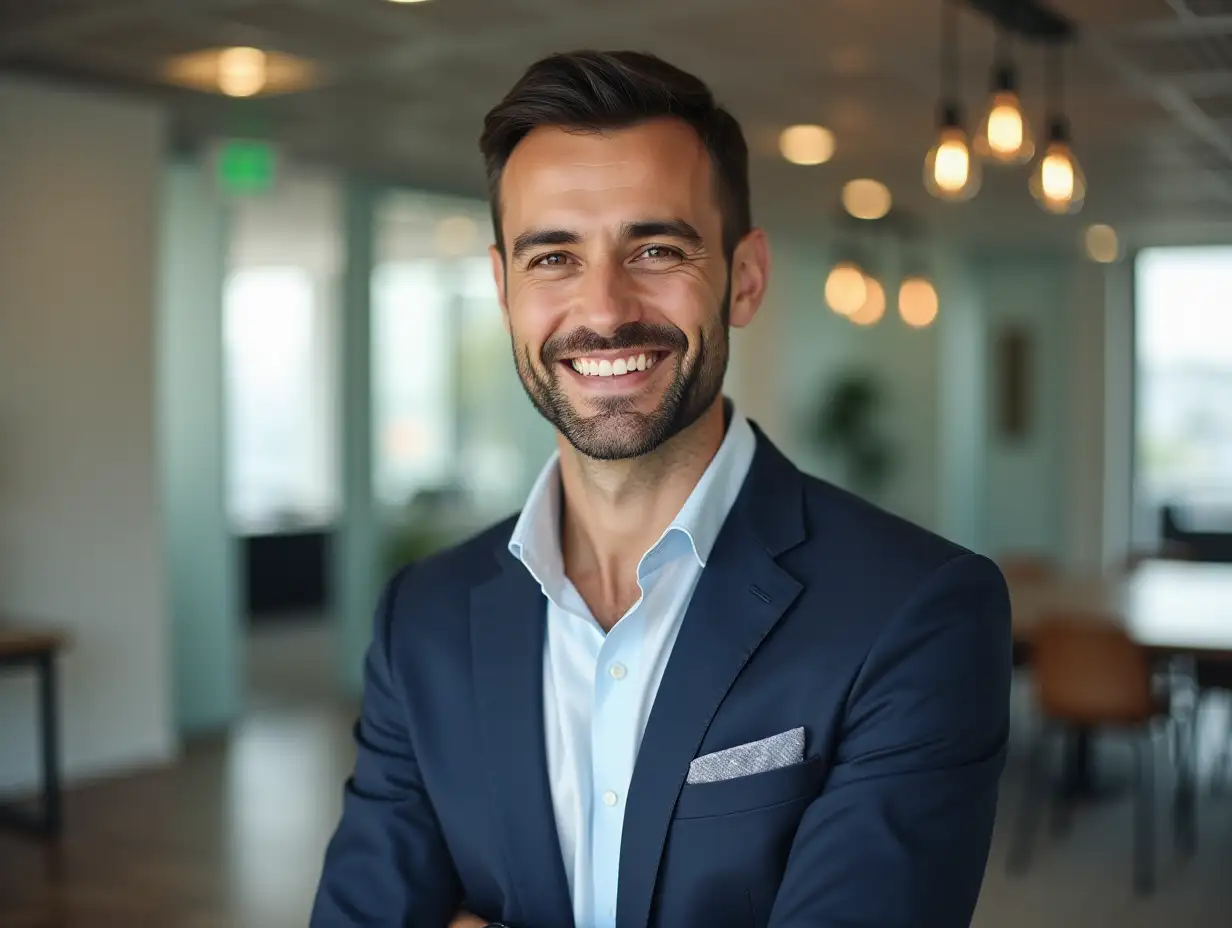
[975, 29, 1034, 165]
[1030, 42, 1086, 214]
[924, 0, 981, 201]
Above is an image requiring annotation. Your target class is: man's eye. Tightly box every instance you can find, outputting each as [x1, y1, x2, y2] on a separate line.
[532, 253, 569, 267]
[637, 245, 683, 261]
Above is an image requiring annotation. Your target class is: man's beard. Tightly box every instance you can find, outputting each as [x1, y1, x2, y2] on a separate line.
[513, 292, 730, 461]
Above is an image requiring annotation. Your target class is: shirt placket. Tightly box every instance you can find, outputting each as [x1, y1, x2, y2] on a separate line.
[588, 606, 644, 928]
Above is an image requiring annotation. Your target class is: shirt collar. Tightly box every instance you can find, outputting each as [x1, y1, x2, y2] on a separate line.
[508, 404, 757, 589]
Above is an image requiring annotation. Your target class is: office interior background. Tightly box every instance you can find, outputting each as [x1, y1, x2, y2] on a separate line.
[1, 0, 1231, 924]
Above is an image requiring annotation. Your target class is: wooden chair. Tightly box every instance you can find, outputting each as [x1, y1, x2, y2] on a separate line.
[1007, 612, 1192, 895]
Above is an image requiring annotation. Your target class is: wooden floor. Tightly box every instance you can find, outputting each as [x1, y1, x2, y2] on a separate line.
[0, 705, 357, 928]
[1, 688, 1230, 926]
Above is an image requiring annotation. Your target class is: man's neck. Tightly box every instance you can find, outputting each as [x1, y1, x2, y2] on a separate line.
[557, 399, 728, 628]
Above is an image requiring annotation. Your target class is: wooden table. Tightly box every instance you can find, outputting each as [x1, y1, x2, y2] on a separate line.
[1010, 558, 1232, 664]
[1008, 559, 1232, 807]
[0, 622, 69, 837]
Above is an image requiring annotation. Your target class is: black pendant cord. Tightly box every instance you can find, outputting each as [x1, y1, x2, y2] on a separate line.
[941, 0, 959, 103]
[993, 24, 1008, 70]
[1045, 41, 1066, 133]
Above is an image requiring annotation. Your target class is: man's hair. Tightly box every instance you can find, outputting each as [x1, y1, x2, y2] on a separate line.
[479, 50, 751, 261]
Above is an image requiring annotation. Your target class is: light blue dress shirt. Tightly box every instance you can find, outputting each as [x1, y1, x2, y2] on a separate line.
[507, 408, 756, 928]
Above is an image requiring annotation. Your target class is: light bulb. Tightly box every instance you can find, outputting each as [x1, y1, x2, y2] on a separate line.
[987, 98, 1024, 153]
[824, 262, 868, 316]
[924, 109, 982, 202]
[935, 137, 969, 190]
[1084, 224, 1120, 264]
[975, 64, 1035, 165]
[218, 47, 267, 97]
[1030, 120, 1086, 215]
[849, 277, 886, 327]
[780, 125, 835, 165]
[841, 179, 892, 220]
[898, 277, 939, 328]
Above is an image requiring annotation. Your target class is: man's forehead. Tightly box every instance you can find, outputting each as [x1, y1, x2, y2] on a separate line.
[499, 120, 716, 227]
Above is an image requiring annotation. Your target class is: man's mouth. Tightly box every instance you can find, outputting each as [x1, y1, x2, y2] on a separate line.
[563, 350, 667, 378]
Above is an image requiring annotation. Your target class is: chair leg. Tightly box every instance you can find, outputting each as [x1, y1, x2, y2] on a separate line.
[1215, 716, 1232, 796]
[1008, 723, 1050, 875]
[1172, 708, 1198, 857]
[1133, 734, 1155, 896]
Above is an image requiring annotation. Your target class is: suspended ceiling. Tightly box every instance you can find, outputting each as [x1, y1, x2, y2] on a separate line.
[1, 0, 1230, 247]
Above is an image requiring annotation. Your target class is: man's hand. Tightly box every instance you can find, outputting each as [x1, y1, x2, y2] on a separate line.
[447, 911, 488, 928]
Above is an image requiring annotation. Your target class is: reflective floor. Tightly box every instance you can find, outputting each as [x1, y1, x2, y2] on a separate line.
[1, 688, 1230, 926]
[0, 705, 356, 928]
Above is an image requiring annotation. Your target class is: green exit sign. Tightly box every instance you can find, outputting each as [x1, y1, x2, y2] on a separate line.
[216, 139, 276, 195]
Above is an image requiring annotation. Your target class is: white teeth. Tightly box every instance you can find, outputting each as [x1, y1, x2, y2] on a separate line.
[570, 352, 661, 376]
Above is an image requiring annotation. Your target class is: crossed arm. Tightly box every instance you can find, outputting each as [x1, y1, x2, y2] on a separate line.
[764, 553, 1012, 925]
[313, 553, 1011, 927]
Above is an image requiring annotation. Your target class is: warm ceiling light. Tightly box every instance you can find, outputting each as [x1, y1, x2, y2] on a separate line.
[779, 125, 835, 165]
[165, 47, 317, 97]
[975, 66, 1034, 165]
[824, 262, 867, 316]
[1084, 224, 1120, 264]
[849, 277, 886, 327]
[842, 179, 892, 220]
[924, 106, 981, 202]
[1031, 118, 1086, 215]
[387, 0, 433, 4]
[217, 47, 267, 98]
[898, 276, 939, 328]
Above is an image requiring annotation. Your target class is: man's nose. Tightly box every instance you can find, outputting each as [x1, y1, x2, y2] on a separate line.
[572, 259, 640, 334]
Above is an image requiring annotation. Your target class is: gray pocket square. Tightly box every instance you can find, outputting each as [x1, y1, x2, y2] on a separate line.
[686, 727, 805, 785]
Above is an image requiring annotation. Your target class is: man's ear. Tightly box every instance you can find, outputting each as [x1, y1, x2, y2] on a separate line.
[489, 244, 510, 334]
[728, 229, 771, 329]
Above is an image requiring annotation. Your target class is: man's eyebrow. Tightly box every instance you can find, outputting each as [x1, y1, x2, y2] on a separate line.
[511, 228, 581, 261]
[622, 219, 705, 248]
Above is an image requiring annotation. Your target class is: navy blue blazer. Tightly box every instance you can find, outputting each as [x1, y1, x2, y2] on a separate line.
[312, 427, 1013, 927]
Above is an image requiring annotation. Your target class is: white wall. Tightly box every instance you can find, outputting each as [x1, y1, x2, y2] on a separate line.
[0, 76, 173, 792]
[974, 255, 1069, 559]
[735, 234, 942, 532]
[741, 231, 1132, 566]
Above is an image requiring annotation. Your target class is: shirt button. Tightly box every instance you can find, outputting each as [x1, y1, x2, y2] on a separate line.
[609, 662, 628, 680]
[602, 790, 619, 807]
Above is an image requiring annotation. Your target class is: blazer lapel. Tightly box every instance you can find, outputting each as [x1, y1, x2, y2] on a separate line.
[616, 432, 807, 928]
[471, 555, 574, 928]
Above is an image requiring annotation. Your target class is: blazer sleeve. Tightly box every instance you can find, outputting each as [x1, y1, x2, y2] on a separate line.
[311, 566, 463, 927]
[768, 552, 1013, 927]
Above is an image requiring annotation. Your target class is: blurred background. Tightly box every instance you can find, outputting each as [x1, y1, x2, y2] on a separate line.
[1, 0, 1231, 925]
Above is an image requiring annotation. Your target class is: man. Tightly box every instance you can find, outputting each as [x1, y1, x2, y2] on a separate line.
[312, 50, 1012, 928]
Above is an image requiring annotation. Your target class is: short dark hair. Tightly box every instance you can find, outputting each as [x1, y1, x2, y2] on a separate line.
[479, 50, 751, 261]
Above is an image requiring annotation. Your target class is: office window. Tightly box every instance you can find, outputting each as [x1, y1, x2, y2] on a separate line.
[372, 191, 554, 535]
[1135, 247, 1232, 533]
[372, 259, 455, 508]
[224, 266, 336, 531]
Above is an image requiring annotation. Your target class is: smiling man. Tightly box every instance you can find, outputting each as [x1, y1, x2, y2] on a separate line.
[312, 51, 1012, 928]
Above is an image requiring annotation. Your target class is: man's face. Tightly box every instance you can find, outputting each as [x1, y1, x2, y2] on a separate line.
[490, 118, 764, 461]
